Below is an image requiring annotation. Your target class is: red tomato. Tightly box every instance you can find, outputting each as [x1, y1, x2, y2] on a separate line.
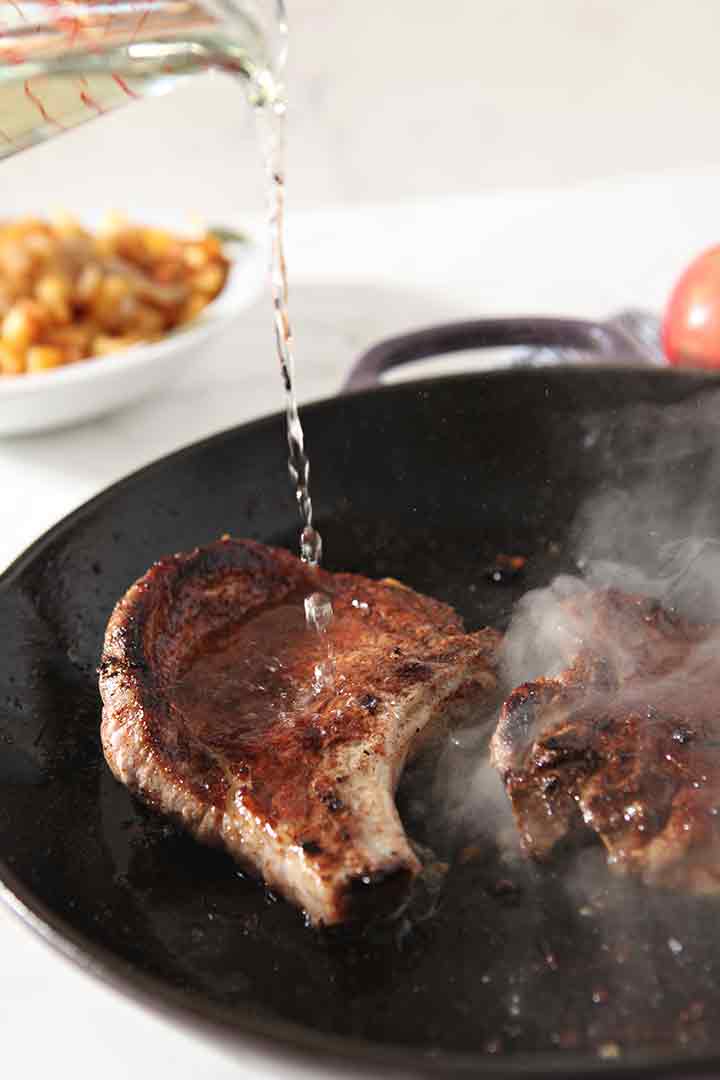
[663, 245, 720, 368]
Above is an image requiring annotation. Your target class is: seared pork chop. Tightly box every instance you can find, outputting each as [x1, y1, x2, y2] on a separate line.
[491, 588, 720, 893]
[100, 538, 500, 925]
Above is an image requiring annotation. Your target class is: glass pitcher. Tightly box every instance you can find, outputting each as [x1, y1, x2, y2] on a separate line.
[0, 0, 286, 160]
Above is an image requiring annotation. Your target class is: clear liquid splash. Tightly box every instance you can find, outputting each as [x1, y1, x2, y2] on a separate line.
[256, 88, 335, 684]
[300, 523, 322, 568]
[304, 591, 336, 692]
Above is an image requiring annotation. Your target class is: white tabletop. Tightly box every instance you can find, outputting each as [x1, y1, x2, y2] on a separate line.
[1, 166, 720, 1078]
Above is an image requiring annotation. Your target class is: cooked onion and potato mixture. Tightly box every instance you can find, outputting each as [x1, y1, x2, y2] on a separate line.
[0, 214, 231, 375]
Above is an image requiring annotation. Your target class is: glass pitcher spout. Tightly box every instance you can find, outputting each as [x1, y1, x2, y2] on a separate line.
[0, 0, 286, 159]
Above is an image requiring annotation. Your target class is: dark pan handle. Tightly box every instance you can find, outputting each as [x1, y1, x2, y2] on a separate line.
[343, 314, 659, 392]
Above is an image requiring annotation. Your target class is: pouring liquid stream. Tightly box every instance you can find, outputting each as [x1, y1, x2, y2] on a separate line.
[0, 0, 335, 685]
[256, 98, 335, 689]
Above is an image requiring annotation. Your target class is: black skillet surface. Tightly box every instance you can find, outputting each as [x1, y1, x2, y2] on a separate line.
[4, 353, 720, 1078]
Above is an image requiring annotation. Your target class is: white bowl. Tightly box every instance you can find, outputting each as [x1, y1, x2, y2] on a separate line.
[0, 227, 267, 436]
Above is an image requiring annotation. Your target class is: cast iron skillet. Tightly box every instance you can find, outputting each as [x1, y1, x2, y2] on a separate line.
[2, 317, 720, 1079]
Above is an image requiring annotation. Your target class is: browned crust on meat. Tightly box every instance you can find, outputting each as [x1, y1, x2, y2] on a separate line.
[491, 588, 720, 893]
[100, 537, 501, 924]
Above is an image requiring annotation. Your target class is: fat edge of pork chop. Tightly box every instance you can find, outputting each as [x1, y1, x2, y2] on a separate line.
[491, 588, 720, 894]
[99, 537, 501, 926]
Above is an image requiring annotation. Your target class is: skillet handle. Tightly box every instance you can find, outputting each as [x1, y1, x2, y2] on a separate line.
[342, 314, 659, 392]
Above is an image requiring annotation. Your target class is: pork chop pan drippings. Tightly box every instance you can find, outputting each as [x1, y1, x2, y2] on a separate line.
[99, 537, 501, 926]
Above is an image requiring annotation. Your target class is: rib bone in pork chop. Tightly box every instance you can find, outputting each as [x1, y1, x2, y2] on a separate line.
[491, 588, 720, 893]
[100, 537, 500, 925]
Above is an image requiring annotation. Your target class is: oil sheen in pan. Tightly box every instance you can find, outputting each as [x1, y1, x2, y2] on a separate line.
[2, 368, 720, 1075]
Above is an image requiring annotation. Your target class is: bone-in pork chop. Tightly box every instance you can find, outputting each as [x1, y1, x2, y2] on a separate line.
[100, 537, 500, 925]
[491, 588, 720, 893]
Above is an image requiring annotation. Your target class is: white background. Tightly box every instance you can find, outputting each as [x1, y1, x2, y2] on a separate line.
[3, 2, 720, 1077]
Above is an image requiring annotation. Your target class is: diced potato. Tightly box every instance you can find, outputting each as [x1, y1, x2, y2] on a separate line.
[0, 242, 32, 279]
[0, 342, 25, 374]
[178, 293, 210, 324]
[183, 243, 210, 270]
[2, 300, 46, 350]
[92, 275, 136, 331]
[94, 232, 117, 258]
[111, 228, 146, 264]
[0, 283, 13, 319]
[26, 345, 65, 372]
[35, 273, 72, 323]
[142, 228, 176, 258]
[46, 322, 96, 364]
[133, 304, 166, 336]
[152, 258, 185, 286]
[193, 263, 226, 296]
[47, 322, 96, 350]
[202, 234, 223, 259]
[74, 263, 102, 305]
[0, 214, 231, 375]
[22, 229, 54, 259]
[100, 274, 131, 303]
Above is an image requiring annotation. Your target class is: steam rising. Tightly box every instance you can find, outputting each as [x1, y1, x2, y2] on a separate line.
[506, 390, 720, 688]
[428, 392, 720, 844]
[420, 389, 720, 1054]
[573, 392, 720, 617]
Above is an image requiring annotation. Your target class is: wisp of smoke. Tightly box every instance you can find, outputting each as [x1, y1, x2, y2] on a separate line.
[419, 389, 720, 1054]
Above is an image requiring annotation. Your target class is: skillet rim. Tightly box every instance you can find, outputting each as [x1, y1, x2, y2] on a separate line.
[1, 363, 720, 1079]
